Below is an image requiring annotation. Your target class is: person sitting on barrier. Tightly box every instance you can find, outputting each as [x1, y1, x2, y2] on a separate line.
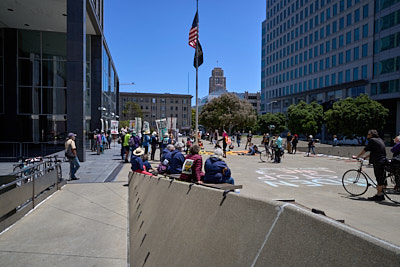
[142, 154, 157, 175]
[131, 147, 153, 176]
[167, 142, 185, 174]
[180, 144, 204, 183]
[204, 148, 235, 185]
[157, 144, 174, 174]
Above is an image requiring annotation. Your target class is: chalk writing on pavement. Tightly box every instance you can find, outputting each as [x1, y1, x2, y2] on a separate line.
[256, 167, 346, 188]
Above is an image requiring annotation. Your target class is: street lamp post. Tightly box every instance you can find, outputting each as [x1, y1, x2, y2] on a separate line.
[266, 101, 277, 113]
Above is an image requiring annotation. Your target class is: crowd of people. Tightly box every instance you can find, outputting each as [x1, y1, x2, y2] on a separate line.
[118, 128, 236, 186]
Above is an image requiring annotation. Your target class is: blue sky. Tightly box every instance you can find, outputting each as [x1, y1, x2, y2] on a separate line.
[104, 0, 265, 103]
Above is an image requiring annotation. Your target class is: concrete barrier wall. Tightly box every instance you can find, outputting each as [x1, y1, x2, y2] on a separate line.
[294, 141, 393, 158]
[128, 172, 400, 267]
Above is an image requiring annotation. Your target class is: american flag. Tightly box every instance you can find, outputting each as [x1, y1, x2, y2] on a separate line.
[189, 12, 198, 49]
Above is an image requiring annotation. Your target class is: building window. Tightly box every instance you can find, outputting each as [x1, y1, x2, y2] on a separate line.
[345, 69, 351, 82]
[354, 28, 359, 41]
[353, 67, 359, 80]
[362, 24, 368, 38]
[332, 55, 337, 66]
[339, 52, 344, 64]
[346, 50, 351, 62]
[363, 4, 368, 19]
[361, 65, 367, 79]
[347, 13, 352, 26]
[362, 44, 368, 57]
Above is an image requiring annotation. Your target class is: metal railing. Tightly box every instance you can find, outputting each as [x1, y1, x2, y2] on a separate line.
[0, 161, 66, 232]
[0, 142, 65, 161]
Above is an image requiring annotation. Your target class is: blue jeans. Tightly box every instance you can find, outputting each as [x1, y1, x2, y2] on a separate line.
[308, 146, 315, 155]
[69, 157, 80, 178]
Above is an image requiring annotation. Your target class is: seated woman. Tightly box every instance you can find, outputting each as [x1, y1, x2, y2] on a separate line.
[180, 144, 204, 183]
[131, 148, 153, 176]
[204, 148, 235, 185]
[142, 154, 157, 175]
[167, 142, 185, 174]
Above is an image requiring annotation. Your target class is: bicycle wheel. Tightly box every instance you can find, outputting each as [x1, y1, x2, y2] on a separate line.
[382, 173, 400, 204]
[342, 170, 369, 196]
[56, 164, 63, 181]
[260, 150, 268, 162]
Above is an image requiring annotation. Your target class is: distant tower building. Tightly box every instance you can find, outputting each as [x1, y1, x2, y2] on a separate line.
[209, 67, 227, 94]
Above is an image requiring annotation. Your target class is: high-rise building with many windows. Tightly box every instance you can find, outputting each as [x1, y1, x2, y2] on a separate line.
[261, 0, 400, 136]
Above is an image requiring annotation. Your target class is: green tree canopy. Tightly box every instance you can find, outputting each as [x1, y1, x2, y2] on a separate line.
[192, 108, 196, 129]
[122, 101, 143, 120]
[287, 101, 323, 136]
[256, 112, 287, 134]
[324, 94, 389, 137]
[199, 93, 257, 134]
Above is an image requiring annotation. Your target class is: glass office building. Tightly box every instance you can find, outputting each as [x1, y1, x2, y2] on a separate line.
[0, 0, 119, 161]
[261, 0, 400, 137]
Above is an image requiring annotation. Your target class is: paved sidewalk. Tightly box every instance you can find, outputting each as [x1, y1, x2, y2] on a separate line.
[0, 145, 130, 267]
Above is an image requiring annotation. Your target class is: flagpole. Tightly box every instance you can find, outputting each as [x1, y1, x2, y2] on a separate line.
[195, 0, 199, 145]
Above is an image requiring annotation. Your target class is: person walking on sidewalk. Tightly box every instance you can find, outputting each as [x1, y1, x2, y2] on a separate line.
[142, 130, 151, 155]
[236, 131, 242, 147]
[274, 133, 282, 163]
[150, 131, 158, 161]
[123, 129, 132, 163]
[65, 133, 80, 180]
[245, 131, 253, 150]
[306, 135, 316, 156]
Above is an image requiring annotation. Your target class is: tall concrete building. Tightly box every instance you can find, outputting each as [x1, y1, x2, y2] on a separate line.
[209, 67, 227, 94]
[261, 0, 400, 136]
[0, 0, 119, 161]
[120, 92, 192, 132]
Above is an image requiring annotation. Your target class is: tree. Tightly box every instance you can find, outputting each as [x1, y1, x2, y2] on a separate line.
[122, 101, 143, 120]
[199, 93, 257, 134]
[191, 108, 196, 129]
[287, 101, 323, 136]
[324, 94, 389, 137]
[256, 112, 287, 134]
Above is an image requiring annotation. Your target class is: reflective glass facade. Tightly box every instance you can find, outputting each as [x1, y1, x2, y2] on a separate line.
[262, 0, 400, 135]
[0, 0, 119, 160]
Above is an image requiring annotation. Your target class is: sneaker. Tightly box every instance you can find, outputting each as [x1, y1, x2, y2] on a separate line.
[367, 194, 385, 201]
[70, 177, 80, 180]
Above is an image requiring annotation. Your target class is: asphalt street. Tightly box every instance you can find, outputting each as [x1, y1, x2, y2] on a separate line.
[193, 137, 400, 247]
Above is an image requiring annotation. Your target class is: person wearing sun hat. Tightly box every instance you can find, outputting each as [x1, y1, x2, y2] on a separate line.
[204, 148, 235, 185]
[131, 147, 153, 176]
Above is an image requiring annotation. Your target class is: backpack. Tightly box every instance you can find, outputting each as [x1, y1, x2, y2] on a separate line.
[129, 136, 136, 147]
[157, 162, 167, 174]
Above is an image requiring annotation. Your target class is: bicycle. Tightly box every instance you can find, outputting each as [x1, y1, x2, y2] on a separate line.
[44, 155, 64, 181]
[342, 158, 400, 204]
[259, 146, 273, 162]
[259, 146, 284, 162]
